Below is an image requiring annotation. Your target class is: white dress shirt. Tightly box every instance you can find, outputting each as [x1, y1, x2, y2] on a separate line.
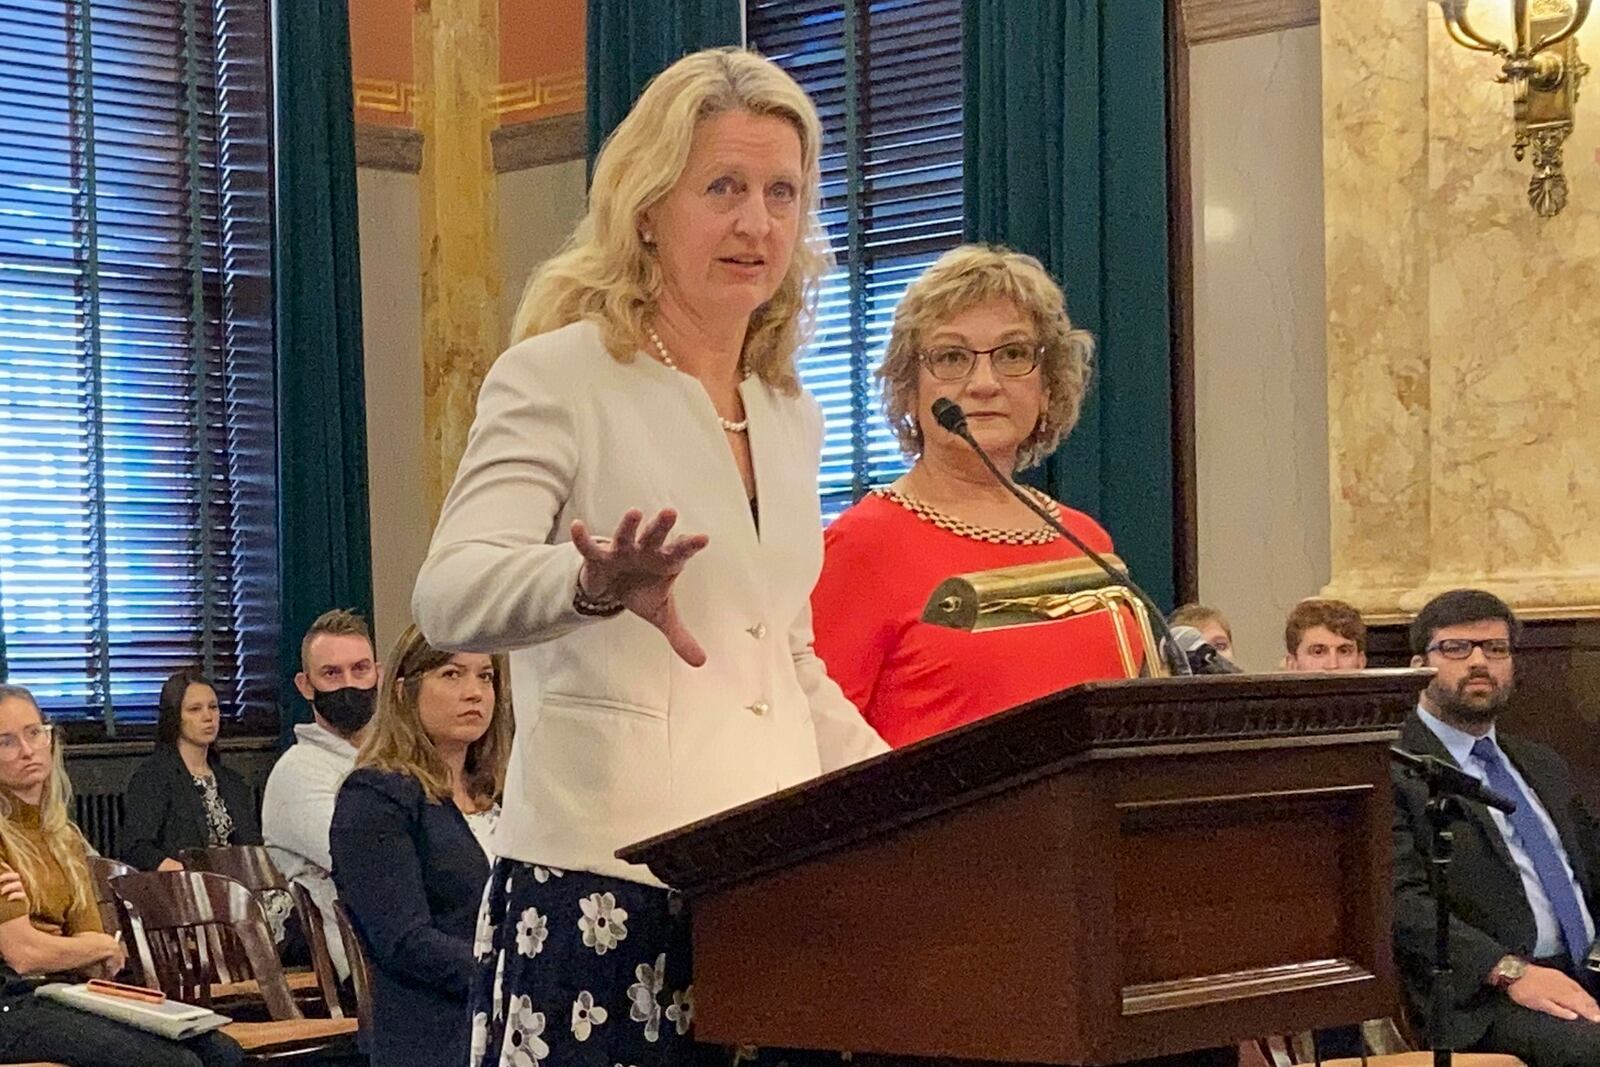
[413, 321, 888, 885]
[1417, 704, 1596, 958]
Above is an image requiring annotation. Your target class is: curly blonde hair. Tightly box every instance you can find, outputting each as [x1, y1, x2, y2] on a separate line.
[511, 48, 831, 396]
[879, 244, 1095, 471]
[358, 626, 515, 809]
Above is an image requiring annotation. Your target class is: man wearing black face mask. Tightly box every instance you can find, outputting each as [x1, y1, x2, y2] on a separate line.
[262, 609, 380, 981]
[1394, 589, 1600, 1067]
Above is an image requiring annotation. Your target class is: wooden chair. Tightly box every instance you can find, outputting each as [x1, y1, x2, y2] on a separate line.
[1248, 1018, 1528, 1067]
[331, 899, 375, 1027]
[109, 869, 358, 1062]
[84, 855, 137, 981]
[179, 845, 342, 1015]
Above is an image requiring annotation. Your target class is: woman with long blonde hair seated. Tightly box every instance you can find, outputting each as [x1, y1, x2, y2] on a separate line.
[0, 684, 242, 1067]
[329, 625, 513, 1067]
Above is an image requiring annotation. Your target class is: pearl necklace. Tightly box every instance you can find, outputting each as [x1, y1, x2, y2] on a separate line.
[647, 328, 749, 434]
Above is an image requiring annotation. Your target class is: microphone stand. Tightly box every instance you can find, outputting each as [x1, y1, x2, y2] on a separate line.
[1388, 749, 1481, 1067]
[932, 400, 1192, 676]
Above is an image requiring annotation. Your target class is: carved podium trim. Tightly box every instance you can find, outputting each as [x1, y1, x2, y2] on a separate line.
[1122, 958, 1373, 1016]
[619, 672, 1425, 895]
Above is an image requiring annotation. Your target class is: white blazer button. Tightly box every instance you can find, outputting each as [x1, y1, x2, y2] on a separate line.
[747, 700, 770, 716]
[747, 623, 767, 639]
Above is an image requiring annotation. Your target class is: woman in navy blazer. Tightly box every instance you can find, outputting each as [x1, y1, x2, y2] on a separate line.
[120, 668, 261, 871]
[329, 624, 512, 1067]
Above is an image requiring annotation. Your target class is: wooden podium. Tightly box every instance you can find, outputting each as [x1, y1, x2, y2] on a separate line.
[618, 671, 1431, 1066]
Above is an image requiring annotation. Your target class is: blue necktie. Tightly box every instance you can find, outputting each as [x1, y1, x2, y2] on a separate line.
[1471, 736, 1592, 962]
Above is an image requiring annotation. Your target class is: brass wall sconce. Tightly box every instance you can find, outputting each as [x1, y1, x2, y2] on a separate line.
[1437, 0, 1591, 216]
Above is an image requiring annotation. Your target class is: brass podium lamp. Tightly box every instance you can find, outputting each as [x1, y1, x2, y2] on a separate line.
[919, 556, 1168, 679]
[1436, 0, 1592, 216]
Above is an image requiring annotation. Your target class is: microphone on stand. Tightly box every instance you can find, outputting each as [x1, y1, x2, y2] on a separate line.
[1390, 747, 1517, 814]
[930, 399, 1192, 676]
[1169, 625, 1243, 675]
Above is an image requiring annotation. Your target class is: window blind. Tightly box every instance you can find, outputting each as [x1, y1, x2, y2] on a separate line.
[0, 0, 277, 733]
[747, 0, 964, 521]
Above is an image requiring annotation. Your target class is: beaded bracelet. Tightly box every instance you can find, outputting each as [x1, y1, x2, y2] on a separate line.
[572, 581, 625, 618]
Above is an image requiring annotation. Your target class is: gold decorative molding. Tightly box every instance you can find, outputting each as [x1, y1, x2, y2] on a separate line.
[354, 123, 423, 173]
[354, 76, 418, 118]
[494, 69, 584, 116]
[492, 112, 585, 172]
[351, 68, 584, 125]
[1181, 0, 1319, 43]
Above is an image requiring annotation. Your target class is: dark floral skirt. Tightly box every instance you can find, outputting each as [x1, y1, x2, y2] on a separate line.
[469, 858, 729, 1067]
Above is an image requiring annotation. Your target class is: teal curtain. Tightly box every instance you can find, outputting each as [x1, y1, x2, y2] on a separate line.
[585, 0, 743, 163]
[274, 0, 374, 739]
[964, 1, 1175, 609]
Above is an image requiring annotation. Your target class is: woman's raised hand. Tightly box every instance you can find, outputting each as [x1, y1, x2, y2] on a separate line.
[571, 508, 710, 666]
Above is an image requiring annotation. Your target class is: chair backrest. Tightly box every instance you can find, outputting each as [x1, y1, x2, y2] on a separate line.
[183, 844, 347, 1018]
[287, 883, 347, 1019]
[85, 855, 139, 982]
[331, 899, 375, 1027]
[85, 855, 132, 933]
[181, 845, 289, 892]
[111, 869, 302, 1020]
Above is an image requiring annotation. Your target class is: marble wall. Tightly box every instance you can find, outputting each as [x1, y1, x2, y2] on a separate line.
[1322, 2, 1600, 618]
[1190, 26, 1331, 671]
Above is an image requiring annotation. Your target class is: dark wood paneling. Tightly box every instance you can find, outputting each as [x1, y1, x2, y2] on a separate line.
[630, 674, 1423, 1064]
[1366, 618, 1600, 811]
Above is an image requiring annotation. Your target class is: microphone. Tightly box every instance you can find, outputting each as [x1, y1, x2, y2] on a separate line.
[1169, 625, 1243, 675]
[929, 399, 1192, 676]
[1390, 747, 1518, 814]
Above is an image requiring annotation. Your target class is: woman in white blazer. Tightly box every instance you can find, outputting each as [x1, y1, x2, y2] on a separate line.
[412, 48, 887, 1067]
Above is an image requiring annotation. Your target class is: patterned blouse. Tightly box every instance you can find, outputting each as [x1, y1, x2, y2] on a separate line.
[191, 772, 235, 846]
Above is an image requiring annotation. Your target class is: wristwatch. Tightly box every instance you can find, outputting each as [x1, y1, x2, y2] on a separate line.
[1490, 955, 1530, 990]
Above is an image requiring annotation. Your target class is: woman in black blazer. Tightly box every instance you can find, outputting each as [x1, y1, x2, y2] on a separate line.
[120, 668, 261, 871]
[330, 624, 512, 1067]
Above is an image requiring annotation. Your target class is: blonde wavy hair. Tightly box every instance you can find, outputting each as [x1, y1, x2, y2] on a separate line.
[0, 686, 93, 916]
[879, 244, 1096, 471]
[511, 47, 830, 395]
[357, 626, 514, 809]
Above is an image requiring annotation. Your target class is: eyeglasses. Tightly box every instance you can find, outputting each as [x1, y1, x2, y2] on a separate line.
[0, 723, 54, 758]
[1427, 638, 1513, 660]
[919, 342, 1043, 382]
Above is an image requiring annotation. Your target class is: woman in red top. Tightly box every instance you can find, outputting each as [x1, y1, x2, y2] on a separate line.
[811, 244, 1139, 747]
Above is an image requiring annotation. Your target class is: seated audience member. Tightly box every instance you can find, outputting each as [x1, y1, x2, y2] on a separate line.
[330, 625, 512, 1067]
[262, 608, 379, 979]
[1168, 603, 1235, 662]
[121, 668, 262, 871]
[1283, 596, 1367, 671]
[0, 684, 243, 1067]
[812, 244, 1140, 748]
[1394, 589, 1600, 1067]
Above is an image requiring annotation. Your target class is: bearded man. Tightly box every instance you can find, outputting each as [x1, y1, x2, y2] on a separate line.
[1393, 589, 1600, 1067]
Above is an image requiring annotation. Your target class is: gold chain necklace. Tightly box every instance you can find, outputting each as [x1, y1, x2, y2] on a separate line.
[874, 485, 1061, 545]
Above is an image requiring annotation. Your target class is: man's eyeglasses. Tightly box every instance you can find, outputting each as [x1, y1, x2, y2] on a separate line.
[919, 342, 1042, 382]
[1426, 638, 1513, 660]
[0, 723, 54, 758]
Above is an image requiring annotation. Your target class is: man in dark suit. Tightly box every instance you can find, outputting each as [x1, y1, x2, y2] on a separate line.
[1394, 589, 1600, 1066]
